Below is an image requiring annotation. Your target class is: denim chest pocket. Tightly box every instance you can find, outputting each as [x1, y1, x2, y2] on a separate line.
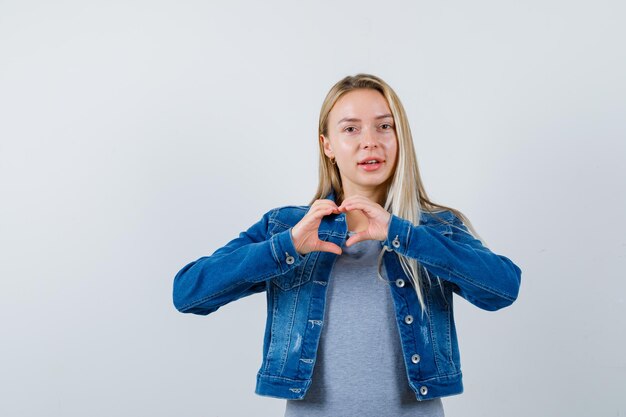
[268, 222, 323, 291]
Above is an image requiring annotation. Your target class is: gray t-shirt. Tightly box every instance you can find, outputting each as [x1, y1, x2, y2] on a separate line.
[284, 236, 445, 417]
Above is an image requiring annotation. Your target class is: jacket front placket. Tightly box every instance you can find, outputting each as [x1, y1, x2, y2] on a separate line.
[295, 212, 348, 386]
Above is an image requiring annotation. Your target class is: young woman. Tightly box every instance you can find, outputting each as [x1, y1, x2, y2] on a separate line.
[173, 74, 522, 416]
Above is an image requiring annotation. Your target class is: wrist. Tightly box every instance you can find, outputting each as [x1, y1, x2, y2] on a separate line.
[289, 227, 306, 256]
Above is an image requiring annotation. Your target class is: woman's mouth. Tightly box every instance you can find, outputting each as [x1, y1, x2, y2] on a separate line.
[357, 158, 385, 171]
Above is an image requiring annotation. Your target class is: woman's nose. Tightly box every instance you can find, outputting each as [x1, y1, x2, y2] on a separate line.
[360, 129, 378, 149]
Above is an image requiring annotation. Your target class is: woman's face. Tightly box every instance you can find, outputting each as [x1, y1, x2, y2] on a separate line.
[321, 88, 398, 199]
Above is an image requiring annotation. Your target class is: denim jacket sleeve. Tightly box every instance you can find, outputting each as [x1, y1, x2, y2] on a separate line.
[172, 209, 303, 315]
[383, 212, 522, 311]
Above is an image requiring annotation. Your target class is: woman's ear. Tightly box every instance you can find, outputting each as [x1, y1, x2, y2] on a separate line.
[320, 135, 334, 159]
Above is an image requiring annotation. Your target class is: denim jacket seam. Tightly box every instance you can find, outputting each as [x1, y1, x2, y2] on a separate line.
[449, 223, 476, 238]
[269, 206, 308, 224]
[270, 219, 295, 230]
[417, 256, 516, 302]
[178, 274, 275, 311]
[416, 370, 463, 383]
[297, 281, 321, 377]
[178, 283, 242, 311]
[268, 286, 293, 374]
[445, 297, 455, 372]
[403, 221, 411, 248]
[425, 290, 444, 374]
[269, 232, 282, 270]
[263, 288, 280, 373]
[279, 282, 304, 375]
[257, 372, 311, 383]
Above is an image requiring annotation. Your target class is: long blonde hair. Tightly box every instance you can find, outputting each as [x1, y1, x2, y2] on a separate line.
[311, 73, 482, 311]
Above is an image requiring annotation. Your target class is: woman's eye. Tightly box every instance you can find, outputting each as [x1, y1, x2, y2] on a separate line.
[381, 123, 393, 130]
[344, 126, 357, 133]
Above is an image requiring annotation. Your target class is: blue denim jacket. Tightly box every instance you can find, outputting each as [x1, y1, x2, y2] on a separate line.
[172, 198, 522, 401]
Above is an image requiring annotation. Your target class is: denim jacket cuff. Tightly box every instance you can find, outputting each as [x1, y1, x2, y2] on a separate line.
[269, 227, 304, 273]
[384, 214, 412, 253]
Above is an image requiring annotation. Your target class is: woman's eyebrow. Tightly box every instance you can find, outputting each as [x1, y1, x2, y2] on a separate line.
[337, 114, 393, 125]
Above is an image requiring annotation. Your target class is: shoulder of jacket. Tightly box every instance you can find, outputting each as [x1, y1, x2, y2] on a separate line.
[265, 205, 309, 224]
[420, 209, 457, 225]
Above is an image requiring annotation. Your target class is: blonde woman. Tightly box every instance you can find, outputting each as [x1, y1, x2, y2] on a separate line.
[173, 74, 522, 416]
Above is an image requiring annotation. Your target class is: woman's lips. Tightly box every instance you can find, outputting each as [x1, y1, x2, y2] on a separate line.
[357, 159, 384, 171]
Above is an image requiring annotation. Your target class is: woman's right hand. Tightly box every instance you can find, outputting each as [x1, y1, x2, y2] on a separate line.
[291, 199, 343, 256]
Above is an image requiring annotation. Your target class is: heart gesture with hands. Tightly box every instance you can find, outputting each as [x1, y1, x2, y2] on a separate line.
[291, 200, 343, 256]
[338, 195, 391, 247]
[291, 196, 391, 256]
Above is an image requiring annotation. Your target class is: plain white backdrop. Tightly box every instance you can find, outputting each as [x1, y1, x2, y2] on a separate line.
[1, 1, 624, 416]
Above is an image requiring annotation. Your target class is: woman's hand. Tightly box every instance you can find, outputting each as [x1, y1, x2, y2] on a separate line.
[338, 195, 391, 247]
[291, 200, 343, 255]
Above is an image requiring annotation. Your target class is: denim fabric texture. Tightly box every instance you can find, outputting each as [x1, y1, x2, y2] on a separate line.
[172, 195, 522, 401]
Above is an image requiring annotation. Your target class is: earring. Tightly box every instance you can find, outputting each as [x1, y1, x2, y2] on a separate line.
[329, 157, 336, 165]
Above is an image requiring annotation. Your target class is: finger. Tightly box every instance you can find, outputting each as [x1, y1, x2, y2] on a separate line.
[342, 200, 385, 219]
[345, 231, 371, 247]
[307, 204, 336, 220]
[339, 195, 372, 207]
[312, 199, 340, 210]
[316, 241, 343, 255]
[311, 200, 340, 214]
[340, 201, 375, 217]
[314, 205, 340, 219]
[308, 206, 340, 223]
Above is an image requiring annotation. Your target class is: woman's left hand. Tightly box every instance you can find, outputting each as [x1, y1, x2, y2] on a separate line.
[338, 195, 391, 247]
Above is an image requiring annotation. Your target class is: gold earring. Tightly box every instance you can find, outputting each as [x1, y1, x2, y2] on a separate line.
[330, 157, 336, 165]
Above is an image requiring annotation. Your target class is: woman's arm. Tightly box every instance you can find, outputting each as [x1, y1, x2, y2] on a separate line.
[384, 213, 522, 311]
[172, 209, 303, 315]
[336, 196, 521, 311]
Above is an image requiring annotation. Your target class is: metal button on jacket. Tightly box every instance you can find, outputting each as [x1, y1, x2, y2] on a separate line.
[420, 386, 428, 395]
[285, 253, 295, 265]
[392, 236, 400, 248]
[411, 354, 421, 364]
[404, 315, 414, 324]
[395, 278, 405, 288]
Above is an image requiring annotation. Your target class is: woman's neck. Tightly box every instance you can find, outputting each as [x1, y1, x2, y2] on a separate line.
[346, 210, 369, 232]
[341, 186, 387, 207]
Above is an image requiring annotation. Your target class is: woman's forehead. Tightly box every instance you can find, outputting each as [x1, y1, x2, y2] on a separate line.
[330, 89, 392, 123]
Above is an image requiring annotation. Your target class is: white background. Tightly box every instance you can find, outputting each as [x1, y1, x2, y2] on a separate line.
[1, 1, 624, 416]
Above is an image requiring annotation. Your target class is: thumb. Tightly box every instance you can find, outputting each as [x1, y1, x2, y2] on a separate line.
[345, 231, 370, 247]
[317, 241, 343, 255]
